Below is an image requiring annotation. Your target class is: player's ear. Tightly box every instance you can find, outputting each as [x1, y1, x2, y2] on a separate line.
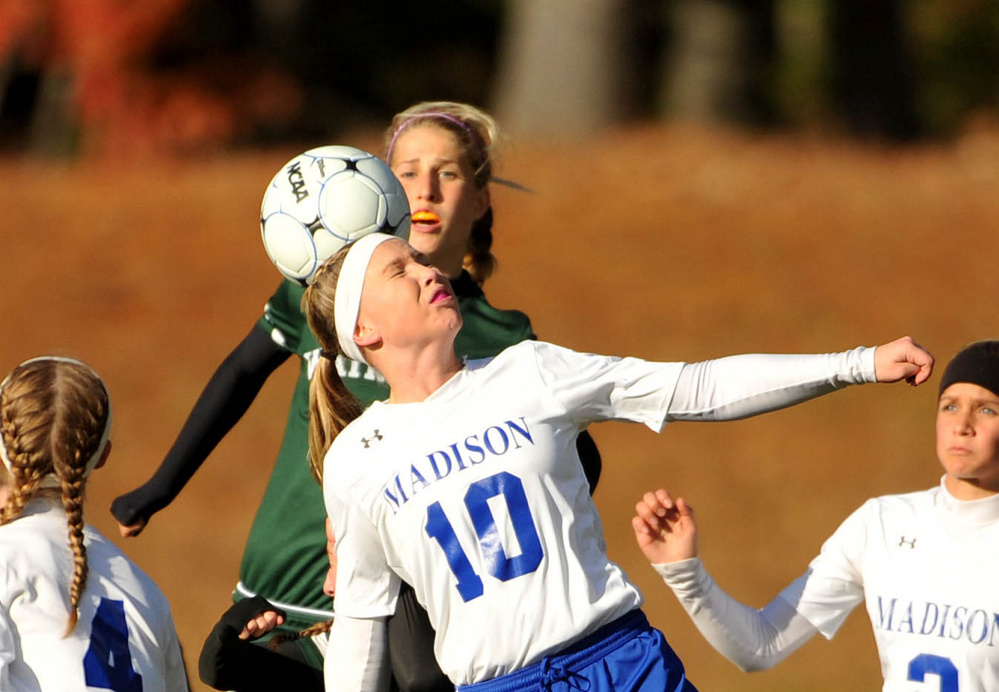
[474, 186, 490, 221]
[94, 440, 112, 470]
[353, 318, 381, 349]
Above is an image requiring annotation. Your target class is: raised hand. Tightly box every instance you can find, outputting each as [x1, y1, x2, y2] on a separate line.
[631, 489, 699, 565]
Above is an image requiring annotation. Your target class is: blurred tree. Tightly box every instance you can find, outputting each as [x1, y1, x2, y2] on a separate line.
[915, 0, 999, 135]
[828, 0, 920, 140]
[660, 0, 777, 127]
[492, 0, 673, 137]
[0, 0, 70, 154]
[492, 0, 630, 137]
[114, 0, 506, 145]
[3, 0, 997, 154]
[662, 0, 920, 140]
[332, 0, 503, 124]
[1, 0, 506, 155]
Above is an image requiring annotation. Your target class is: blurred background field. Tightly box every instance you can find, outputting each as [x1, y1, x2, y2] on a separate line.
[2, 1, 999, 690]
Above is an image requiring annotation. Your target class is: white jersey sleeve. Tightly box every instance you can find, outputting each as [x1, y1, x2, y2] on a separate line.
[325, 470, 401, 619]
[324, 614, 390, 691]
[162, 613, 189, 692]
[655, 557, 821, 671]
[530, 341, 684, 431]
[777, 499, 870, 638]
[667, 347, 876, 421]
[532, 342, 876, 430]
[654, 502, 869, 673]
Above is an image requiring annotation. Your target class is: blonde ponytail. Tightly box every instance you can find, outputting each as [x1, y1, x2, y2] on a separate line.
[302, 246, 364, 483]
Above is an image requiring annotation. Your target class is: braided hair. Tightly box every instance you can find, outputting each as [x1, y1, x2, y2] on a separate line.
[0, 357, 111, 635]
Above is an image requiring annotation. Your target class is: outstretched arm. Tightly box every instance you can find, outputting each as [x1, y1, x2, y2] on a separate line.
[110, 326, 290, 536]
[667, 336, 933, 422]
[633, 489, 821, 672]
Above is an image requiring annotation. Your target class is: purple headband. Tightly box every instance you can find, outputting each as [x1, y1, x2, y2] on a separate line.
[386, 112, 486, 169]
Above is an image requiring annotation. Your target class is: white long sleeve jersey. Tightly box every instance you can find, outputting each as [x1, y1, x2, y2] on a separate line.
[0, 500, 188, 691]
[659, 479, 999, 691]
[324, 340, 876, 686]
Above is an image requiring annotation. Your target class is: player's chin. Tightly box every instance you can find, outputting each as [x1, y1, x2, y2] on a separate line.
[409, 222, 443, 238]
[438, 313, 463, 342]
[407, 230, 443, 255]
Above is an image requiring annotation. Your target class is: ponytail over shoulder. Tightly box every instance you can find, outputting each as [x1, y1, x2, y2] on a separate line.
[302, 245, 364, 484]
[306, 356, 363, 484]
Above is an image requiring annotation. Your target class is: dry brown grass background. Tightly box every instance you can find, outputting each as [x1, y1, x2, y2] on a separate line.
[2, 122, 998, 690]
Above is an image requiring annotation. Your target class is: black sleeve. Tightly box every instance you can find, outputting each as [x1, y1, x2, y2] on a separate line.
[576, 430, 602, 494]
[110, 326, 290, 526]
[387, 583, 453, 692]
[198, 597, 323, 692]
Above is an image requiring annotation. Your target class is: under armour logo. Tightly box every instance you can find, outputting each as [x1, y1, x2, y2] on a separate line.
[899, 536, 916, 549]
[361, 430, 383, 449]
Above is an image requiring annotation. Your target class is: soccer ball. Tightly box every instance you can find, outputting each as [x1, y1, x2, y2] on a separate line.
[260, 145, 411, 285]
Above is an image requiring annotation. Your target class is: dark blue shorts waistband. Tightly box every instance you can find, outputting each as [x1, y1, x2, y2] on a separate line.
[459, 609, 650, 692]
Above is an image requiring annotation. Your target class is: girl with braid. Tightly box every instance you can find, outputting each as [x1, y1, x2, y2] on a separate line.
[0, 357, 187, 691]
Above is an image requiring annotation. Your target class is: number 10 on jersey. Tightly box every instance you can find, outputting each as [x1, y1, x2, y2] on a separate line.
[425, 471, 544, 601]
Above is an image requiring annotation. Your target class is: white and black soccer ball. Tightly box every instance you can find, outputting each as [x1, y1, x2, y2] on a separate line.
[260, 145, 411, 285]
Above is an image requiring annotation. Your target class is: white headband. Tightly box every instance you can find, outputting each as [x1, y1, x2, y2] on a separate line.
[0, 357, 113, 489]
[333, 233, 396, 364]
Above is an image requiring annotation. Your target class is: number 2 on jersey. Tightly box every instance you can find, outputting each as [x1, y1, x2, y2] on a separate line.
[84, 597, 143, 692]
[426, 471, 544, 602]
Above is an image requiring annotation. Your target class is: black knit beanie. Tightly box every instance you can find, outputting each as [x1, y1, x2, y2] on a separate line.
[938, 340, 999, 399]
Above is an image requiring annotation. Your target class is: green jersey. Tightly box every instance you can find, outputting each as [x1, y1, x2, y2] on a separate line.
[236, 273, 534, 630]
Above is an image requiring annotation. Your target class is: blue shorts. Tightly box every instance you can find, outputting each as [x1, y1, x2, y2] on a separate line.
[457, 609, 697, 692]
